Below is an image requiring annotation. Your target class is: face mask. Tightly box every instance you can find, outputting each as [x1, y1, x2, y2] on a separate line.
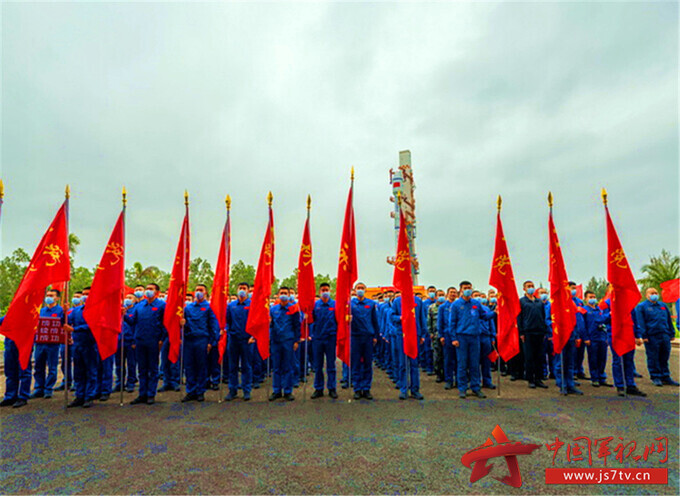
[357, 289, 365, 298]
[195, 291, 204, 300]
[185, 300, 192, 306]
[588, 298, 598, 306]
[44, 297, 55, 306]
[321, 292, 330, 301]
[288, 296, 296, 304]
[134, 291, 144, 299]
[81, 295, 88, 303]
[145, 290, 156, 299]
[480, 298, 488, 305]
[649, 294, 659, 302]
[540, 294, 549, 302]
[248, 292, 253, 299]
[526, 287, 535, 295]
[571, 289, 577, 296]
[279, 295, 289, 303]
[124, 299, 134, 308]
[428, 292, 436, 299]
[72, 297, 81, 306]
[463, 289, 472, 298]
[490, 297, 497, 304]
[238, 290, 247, 299]
[437, 296, 445, 304]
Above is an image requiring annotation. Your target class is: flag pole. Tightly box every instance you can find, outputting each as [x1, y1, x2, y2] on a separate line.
[218, 195, 230, 404]
[120, 187, 127, 407]
[302, 195, 311, 402]
[496, 195, 502, 398]
[179, 190, 189, 402]
[550, 192, 566, 396]
[348, 167, 354, 402]
[266, 191, 273, 400]
[64, 185, 71, 410]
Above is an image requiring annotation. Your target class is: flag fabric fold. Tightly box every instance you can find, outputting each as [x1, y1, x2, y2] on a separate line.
[212, 211, 231, 364]
[548, 210, 577, 355]
[245, 206, 275, 360]
[83, 211, 125, 360]
[605, 206, 641, 357]
[335, 185, 358, 366]
[488, 211, 521, 362]
[163, 208, 190, 364]
[297, 216, 316, 339]
[392, 210, 418, 359]
[660, 278, 679, 304]
[0, 201, 70, 368]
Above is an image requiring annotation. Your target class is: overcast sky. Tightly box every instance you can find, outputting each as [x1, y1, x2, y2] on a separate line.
[1, 1, 678, 291]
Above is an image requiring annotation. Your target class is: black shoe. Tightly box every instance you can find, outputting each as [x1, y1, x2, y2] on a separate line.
[224, 390, 238, 401]
[353, 391, 362, 400]
[283, 393, 295, 401]
[482, 383, 497, 390]
[510, 376, 518, 381]
[0, 399, 16, 407]
[652, 379, 663, 387]
[363, 391, 374, 400]
[125, 388, 135, 393]
[130, 396, 147, 405]
[341, 383, 349, 389]
[473, 390, 486, 399]
[160, 385, 173, 392]
[435, 377, 444, 383]
[426, 372, 435, 376]
[662, 379, 680, 386]
[30, 390, 44, 399]
[181, 394, 196, 403]
[536, 381, 548, 389]
[197, 394, 205, 402]
[173, 387, 181, 392]
[82, 400, 93, 408]
[210, 384, 220, 391]
[633, 372, 643, 378]
[68, 398, 85, 408]
[399, 392, 407, 400]
[269, 392, 282, 401]
[44, 394, 53, 399]
[55, 384, 66, 391]
[311, 390, 324, 399]
[328, 389, 338, 399]
[617, 387, 626, 397]
[410, 391, 424, 400]
[566, 388, 583, 395]
[599, 382, 613, 388]
[591, 382, 600, 387]
[12, 399, 28, 408]
[574, 380, 582, 386]
[459, 392, 466, 399]
[113, 385, 123, 392]
[626, 387, 647, 397]
[99, 394, 110, 402]
[576, 373, 588, 380]
[528, 383, 536, 389]
[243, 392, 251, 401]
[444, 382, 453, 390]
[253, 383, 261, 389]
[146, 396, 155, 405]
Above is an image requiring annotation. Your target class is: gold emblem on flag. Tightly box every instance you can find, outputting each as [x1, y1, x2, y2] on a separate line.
[43, 244, 64, 267]
[105, 242, 124, 266]
[493, 254, 511, 276]
[301, 243, 312, 266]
[610, 248, 628, 269]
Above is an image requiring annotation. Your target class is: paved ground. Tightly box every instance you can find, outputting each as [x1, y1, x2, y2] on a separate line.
[1, 346, 678, 495]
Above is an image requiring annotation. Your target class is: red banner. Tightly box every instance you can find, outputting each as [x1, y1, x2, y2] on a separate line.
[392, 210, 418, 359]
[164, 207, 190, 363]
[335, 184, 358, 365]
[549, 210, 577, 355]
[34, 317, 65, 344]
[297, 216, 316, 339]
[212, 211, 231, 364]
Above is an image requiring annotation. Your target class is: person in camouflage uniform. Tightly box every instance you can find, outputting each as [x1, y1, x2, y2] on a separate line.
[428, 289, 446, 383]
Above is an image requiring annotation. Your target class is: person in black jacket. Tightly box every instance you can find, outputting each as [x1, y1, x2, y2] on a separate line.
[518, 281, 549, 389]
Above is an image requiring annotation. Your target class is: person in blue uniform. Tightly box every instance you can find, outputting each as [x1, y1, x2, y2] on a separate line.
[351, 283, 380, 400]
[477, 293, 497, 389]
[570, 283, 588, 380]
[95, 342, 115, 402]
[420, 286, 437, 375]
[583, 291, 612, 388]
[517, 281, 549, 389]
[0, 316, 32, 408]
[439, 287, 458, 390]
[553, 283, 585, 395]
[269, 287, 301, 401]
[180, 284, 219, 402]
[114, 292, 137, 393]
[56, 291, 82, 392]
[636, 288, 679, 387]
[160, 288, 181, 393]
[125, 283, 166, 405]
[310, 283, 338, 399]
[225, 283, 254, 401]
[31, 289, 65, 399]
[65, 287, 98, 408]
[450, 281, 494, 399]
[536, 288, 555, 380]
[391, 292, 426, 400]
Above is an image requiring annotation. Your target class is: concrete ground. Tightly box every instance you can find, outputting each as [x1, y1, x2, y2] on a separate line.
[1, 346, 678, 495]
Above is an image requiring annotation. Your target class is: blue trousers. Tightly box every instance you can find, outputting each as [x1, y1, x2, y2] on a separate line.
[73, 332, 98, 401]
[33, 344, 60, 395]
[115, 340, 137, 390]
[555, 340, 576, 391]
[342, 362, 350, 383]
[207, 345, 221, 386]
[161, 338, 180, 389]
[313, 337, 337, 391]
[271, 340, 295, 395]
[543, 337, 555, 378]
[443, 339, 457, 384]
[184, 337, 209, 396]
[587, 340, 608, 384]
[351, 335, 374, 392]
[575, 341, 586, 376]
[96, 353, 114, 396]
[480, 336, 494, 387]
[456, 335, 481, 393]
[644, 334, 672, 382]
[136, 341, 160, 398]
[59, 343, 73, 388]
[3, 339, 31, 401]
[610, 338, 637, 389]
[389, 337, 399, 379]
[396, 334, 420, 394]
[419, 333, 434, 373]
[228, 337, 252, 394]
[251, 342, 264, 383]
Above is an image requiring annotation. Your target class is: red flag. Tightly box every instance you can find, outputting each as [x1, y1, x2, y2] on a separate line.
[297, 216, 316, 339]
[83, 211, 125, 360]
[0, 200, 70, 368]
[335, 184, 358, 365]
[598, 286, 613, 310]
[605, 206, 641, 357]
[548, 209, 577, 355]
[575, 284, 584, 300]
[246, 205, 275, 360]
[212, 209, 231, 364]
[487, 349, 499, 363]
[163, 207, 190, 363]
[488, 210, 521, 362]
[660, 278, 680, 303]
[392, 210, 418, 359]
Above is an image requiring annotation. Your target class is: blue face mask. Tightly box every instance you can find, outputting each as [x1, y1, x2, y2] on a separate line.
[490, 297, 497, 304]
[463, 289, 472, 298]
[44, 297, 55, 306]
[357, 289, 365, 298]
[72, 297, 81, 306]
[248, 292, 253, 299]
[437, 296, 445, 304]
[649, 294, 659, 302]
[571, 289, 577, 296]
[288, 296, 296, 304]
[526, 287, 535, 295]
[480, 298, 488, 305]
[134, 291, 144, 299]
[428, 292, 436, 299]
[321, 292, 330, 301]
[588, 298, 598, 306]
[279, 295, 289, 303]
[195, 291, 204, 300]
[124, 299, 134, 308]
[237, 290, 247, 299]
[81, 295, 88, 303]
[540, 294, 549, 302]
[145, 290, 155, 299]
[185, 300, 192, 306]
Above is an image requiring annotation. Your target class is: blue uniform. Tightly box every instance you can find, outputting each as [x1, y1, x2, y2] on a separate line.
[553, 297, 584, 393]
[2, 316, 32, 403]
[125, 298, 166, 399]
[438, 300, 457, 387]
[68, 305, 99, 402]
[583, 304, 610, 385]
[449, 297, 494, 394]
[479, 303, 497, 387]
[420, 298, 435, 374]
[390, 296, 425, 395]
[270, 302, 301, 395]
[32, 305, 65, 397]
[183, 299, 219, 397]
[115, 308, 137, 391]
[350, 297, 379, 393]
[636, 299, 675, 384]
[226, 298, 253, 395]
[310, 298, 337, 392]
[542, 301, 556, 379]
[572, 297, 587, 377]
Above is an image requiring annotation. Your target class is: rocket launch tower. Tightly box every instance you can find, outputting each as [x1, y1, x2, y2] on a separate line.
[387, 150, 419, 283]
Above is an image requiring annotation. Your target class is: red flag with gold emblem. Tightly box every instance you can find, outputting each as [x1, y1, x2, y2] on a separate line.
[297, 216, 316, 338]
[164, 205, 190, 363]
[488, 210, 521, 362]
[0, 200, 70, 368]
[84, 211, 125, 360]
[335, 183, 358, 365]
[549, 209, 577, 355]
[392, 210, 418, 359]
[246, 204, 275, 360]
[605, 205, 641, 357]
[212, 207, 231, 364]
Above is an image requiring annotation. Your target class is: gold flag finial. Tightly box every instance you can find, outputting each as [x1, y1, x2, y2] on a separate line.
[351, 166, 355, 181]
[601, 187, 608, 206]
[225, 194, 231, 210]
[184, 190, 189, 206]
[307, 194, 311, 210]
[267, 191, 273, 206]
[122, 186, 127, 207]
[0, 179, 4, 200]
[65, 185, 71, 199]
[497, 195, 502, 211]
[548, 191, 553, 208]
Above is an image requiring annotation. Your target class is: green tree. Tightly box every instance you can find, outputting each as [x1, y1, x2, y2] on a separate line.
[69, 233, 80, 257]
[125, 262, 166, 288]
[637, 249, 679, 295]
[189, 257, 215, 291]
[585, 276, 608, 300]
[70, 266, 95, 293]
[229, 260, 256, 295]
[0, 248, 31, 314]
